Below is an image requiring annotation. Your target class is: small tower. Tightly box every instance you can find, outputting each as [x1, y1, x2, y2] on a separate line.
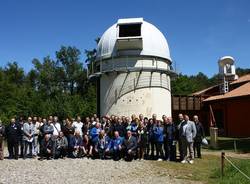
[218, 56, 238, 94]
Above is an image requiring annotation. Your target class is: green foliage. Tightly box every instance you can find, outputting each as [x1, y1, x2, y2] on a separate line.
[171, 68, 250, 95]
[171, 72, 212, 95]
[0, 46, 96, 125]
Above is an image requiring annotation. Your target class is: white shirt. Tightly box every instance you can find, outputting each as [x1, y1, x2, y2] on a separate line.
[72, 121, 83, 136]
[52, 122, 61, 136]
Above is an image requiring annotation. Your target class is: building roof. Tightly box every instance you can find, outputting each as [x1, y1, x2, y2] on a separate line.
[96, 18, 171, 61]
[203, 82, 250, 102]
[192, 84, 219, 96]
[192, 74, 250, 96]
[231, 74, 250, 85]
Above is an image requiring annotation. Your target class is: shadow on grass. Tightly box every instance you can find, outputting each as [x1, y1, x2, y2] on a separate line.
[205, 137, 250, 153]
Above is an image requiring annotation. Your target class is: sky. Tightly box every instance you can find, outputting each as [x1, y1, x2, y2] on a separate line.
[0, 0, 250, 77]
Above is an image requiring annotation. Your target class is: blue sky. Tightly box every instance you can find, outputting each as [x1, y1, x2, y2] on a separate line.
[0, 0, 249, 77]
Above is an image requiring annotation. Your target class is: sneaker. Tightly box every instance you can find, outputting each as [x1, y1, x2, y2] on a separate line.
[189, 160, 194, 164]
[181, 160, 187, 164]
[157, 158, 163, 161]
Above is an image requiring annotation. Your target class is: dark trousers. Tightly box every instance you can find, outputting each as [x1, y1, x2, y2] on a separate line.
[150, 140, 156, 158]
[7, 141, 19, 159]
[165, 139, 176, 161]
[178, 139, 183, 161]
[124, 149, 136, 161]
[113, 149, 121, 161]
[55, 147, 67, 159]
[41, 149, 52, 159]
[193, 141, 202, 158]
[156, 142, 164, 159]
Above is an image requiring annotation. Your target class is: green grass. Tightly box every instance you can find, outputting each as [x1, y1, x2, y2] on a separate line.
[152, 155, 250, 184]
[211, 157, 250, 184]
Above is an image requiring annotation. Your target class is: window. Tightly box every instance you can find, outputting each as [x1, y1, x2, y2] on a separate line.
[119, 24, 141, 37]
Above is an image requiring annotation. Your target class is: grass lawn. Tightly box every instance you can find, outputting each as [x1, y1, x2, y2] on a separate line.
[151, 154, 250, 184]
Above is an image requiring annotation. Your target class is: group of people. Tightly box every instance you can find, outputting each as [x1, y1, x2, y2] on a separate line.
[0, 113, 205, 163]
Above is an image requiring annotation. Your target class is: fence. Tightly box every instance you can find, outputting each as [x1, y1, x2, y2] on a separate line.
[221, 152, 250, 181]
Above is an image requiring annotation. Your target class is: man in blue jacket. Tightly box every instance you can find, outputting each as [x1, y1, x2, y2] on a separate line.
[89, 122, 101, 157]
[69, 130, 85, 158]
[112, 131, 123, 161]
[96, 130, 112, 159]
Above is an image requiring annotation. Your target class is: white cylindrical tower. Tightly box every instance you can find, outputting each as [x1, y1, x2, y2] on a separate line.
[89, 18, 175, 118]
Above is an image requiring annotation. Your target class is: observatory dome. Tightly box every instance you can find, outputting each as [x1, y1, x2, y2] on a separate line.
[96, 18, 171, 62]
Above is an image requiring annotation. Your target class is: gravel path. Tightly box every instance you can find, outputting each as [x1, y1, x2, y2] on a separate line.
[0, 157, 202, 184]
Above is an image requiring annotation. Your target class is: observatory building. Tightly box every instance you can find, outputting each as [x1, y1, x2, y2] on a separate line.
[89, 18, 175, 117]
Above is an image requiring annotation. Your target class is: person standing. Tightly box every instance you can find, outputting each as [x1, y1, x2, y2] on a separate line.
[72, 116, 83, 137]
[89, 122, 102, 157]
[51, 116, 61, 158]
[32, 117, 40, 156]
[137, 120, 147, 160]
[5, 118, 21, 159]
[23, 117, 35, 159]
[154, 120, 164, 161]
[177, 113, 185, 161]
[0, 120, 5, 160]
[164, 117, 177, 161]
[179, 115, 197, 164]
[17, 117, 25, 158]
[193, 115, 205, 159]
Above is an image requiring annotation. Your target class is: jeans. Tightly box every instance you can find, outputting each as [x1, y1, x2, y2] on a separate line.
[32, 136, 39, 156]
[24, 140, 33, 158]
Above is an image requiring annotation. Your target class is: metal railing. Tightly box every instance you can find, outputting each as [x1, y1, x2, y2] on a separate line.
[87, 57, 176, 79]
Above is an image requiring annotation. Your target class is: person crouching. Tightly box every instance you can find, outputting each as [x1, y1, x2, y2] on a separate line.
[39, 134, 53, 160]
[96, 130, 112, 160]
[123, 131, 137, 161]
[69, 130, 86, 158]
[55, 131, 68, 159]
[112, 131, 123, 161]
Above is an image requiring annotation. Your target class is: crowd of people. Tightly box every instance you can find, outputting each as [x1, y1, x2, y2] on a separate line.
[0, 113, 205, 163]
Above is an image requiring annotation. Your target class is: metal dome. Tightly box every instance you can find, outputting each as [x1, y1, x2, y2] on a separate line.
[96, 18, 171, 62]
